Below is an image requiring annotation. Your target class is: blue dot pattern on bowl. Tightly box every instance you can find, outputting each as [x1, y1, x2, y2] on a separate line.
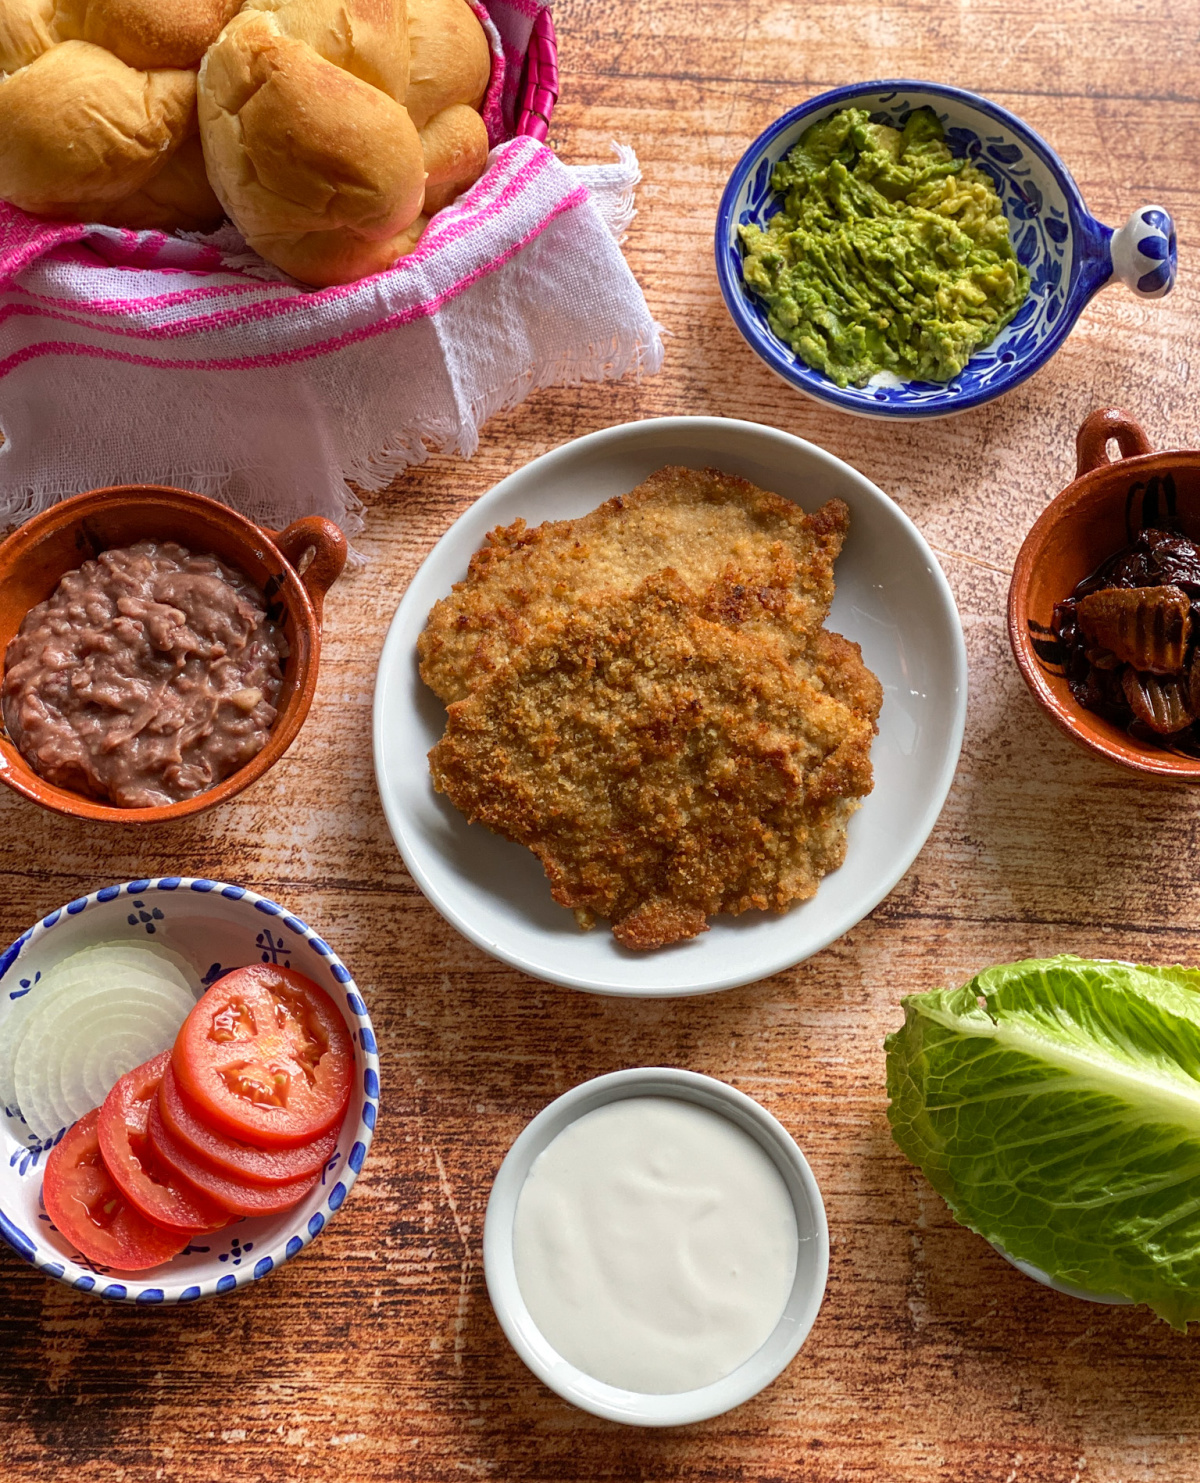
[0, 877, 380, 1305]
[717, 83, 1115, 418]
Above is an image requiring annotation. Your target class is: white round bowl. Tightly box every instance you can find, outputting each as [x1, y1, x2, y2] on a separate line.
[992, 1243, 1133, 1306]
[482, 1067, 829, 1427]
[373, 415, 968, 995]
[0, 877, 379, 1303]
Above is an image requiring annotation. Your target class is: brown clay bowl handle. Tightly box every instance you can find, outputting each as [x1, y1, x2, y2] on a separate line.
[1075, 408, 1154, 478]
[272, 517, 348, 626]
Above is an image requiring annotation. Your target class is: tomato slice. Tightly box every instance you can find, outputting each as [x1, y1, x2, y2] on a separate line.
[158, 1061, 338, 1187]
[42, 1108, 190, 1272]
[172, 965, 352, 1150]
[97, 1053, 228, 1235]
[147, 1098, 321, 1216]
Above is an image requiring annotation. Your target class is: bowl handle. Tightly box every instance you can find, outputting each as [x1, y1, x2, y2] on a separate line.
[1076, 408, 1154, 477]
[1108, 205, 1177, 299]
[271, 517, 348, 625]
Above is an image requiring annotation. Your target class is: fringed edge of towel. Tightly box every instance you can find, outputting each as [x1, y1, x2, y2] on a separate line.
[348, 315, 666, 492]
[573, 143, 642, 243]
[0, 315, 663, 545]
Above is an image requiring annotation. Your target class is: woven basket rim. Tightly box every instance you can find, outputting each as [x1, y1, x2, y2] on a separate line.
[515, 7, 559, 141]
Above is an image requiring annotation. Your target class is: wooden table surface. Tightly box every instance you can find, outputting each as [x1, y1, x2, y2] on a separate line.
[2, 2, 1199, 1480]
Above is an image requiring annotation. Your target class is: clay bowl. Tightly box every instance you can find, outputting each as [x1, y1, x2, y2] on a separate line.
[0, 486, 347, 822]
[1009, 408, 1200, 779]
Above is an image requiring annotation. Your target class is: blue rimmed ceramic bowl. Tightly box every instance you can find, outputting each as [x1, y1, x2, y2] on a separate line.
[0, 878, 379, 1304]
[715, 80, 1178, 419]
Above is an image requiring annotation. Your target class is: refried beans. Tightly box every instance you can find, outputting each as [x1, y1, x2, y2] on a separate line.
[2, 540, 287, 808]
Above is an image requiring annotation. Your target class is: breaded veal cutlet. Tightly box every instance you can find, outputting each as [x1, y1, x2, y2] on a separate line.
[429, 573, 878, 951]
[695, 554, 882, 722]
[419, 465, 852, 705]
[421, 465, 883, 948]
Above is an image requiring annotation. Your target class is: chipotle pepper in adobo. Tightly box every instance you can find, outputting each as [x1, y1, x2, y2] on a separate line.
[1051, 525, 1200, 753]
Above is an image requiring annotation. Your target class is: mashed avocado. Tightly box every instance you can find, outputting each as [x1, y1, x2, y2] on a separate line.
[738, 107, 1030, 388]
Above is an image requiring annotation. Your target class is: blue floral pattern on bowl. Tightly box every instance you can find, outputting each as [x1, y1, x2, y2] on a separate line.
[1110, 205, 1177, 298]
[0, 878, 379, 1304]
[715, 81, 1178, 419]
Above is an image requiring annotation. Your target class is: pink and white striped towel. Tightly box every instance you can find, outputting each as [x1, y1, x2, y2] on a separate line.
[0, 3, 663, 537]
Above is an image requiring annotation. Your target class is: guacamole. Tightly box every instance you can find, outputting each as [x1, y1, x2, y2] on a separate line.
[737, 107, 1030, 388]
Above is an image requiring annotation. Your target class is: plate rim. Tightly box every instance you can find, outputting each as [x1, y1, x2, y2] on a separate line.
[372, 415, 968, 996]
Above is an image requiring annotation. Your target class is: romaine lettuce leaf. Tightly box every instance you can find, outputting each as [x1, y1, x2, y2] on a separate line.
[885, 955, 1200, 1328]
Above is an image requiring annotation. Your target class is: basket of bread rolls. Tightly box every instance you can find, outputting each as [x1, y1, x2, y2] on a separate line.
[0, 0, 551, 287]
[0, 0, 659, 540]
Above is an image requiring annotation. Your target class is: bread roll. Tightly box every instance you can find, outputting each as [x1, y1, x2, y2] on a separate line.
[420, 102, 487, 215]
[247, 204, 428, 285]
[1, 0, 494, 274]
[234, 0, 408, 100]
[0, 0, 57, 72]
[405, 0, 488, 130]
[52, 0, 240, 69]
[0, 40, 197, 211]
[198, 4, 426, 286]
[403, 0, 489, 236]
[49, 134, 224, 230]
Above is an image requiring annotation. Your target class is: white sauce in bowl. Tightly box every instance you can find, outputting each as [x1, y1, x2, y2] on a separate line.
[512, 1096, 798, 1394]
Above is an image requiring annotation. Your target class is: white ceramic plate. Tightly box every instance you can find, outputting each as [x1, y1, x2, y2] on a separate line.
[373, 416, 967, 995]
[482, 1067, 829, 1426]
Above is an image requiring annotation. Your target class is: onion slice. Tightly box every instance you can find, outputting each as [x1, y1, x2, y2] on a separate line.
[2, 941, 202, 1141]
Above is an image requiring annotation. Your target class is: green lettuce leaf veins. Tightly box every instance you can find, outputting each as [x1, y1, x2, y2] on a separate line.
[885, 955, 1200, 1328]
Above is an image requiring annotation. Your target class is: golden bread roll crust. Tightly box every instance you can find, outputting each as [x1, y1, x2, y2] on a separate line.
[48, 134, 224, 229]
[0, 40, 196, 210]
[236, 0, 408, 100]
[199, 6, 426, 285]
[420, 102, 487, 214]
[0, 0, 58, 72]
[405, 0, 488, 130]
[253, 208, 426, 283]
[52, 0, 241, 68]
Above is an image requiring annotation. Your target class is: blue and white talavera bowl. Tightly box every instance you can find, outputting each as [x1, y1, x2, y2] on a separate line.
[715, 80, 1178, 419]
[0, 878, 379, 1304]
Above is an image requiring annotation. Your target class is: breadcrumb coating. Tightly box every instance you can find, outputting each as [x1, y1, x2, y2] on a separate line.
[418, 465, 850, 704]
[429, 573, 877, 950]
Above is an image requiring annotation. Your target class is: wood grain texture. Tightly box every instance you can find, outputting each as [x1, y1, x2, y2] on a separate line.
[2, 1, 1200, 1478]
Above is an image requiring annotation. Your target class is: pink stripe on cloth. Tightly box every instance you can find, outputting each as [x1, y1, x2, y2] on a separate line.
[0, 185, 590, 380]
[9, 278, 279, 315]
[0, 213, 234, 285]
[0, 216, 92, 283]
[5, 140, 558, 333]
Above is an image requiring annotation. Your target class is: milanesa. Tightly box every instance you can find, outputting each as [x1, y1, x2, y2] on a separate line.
[422, 467, 883, 949]
[430, 574, 878, 949]
[419, 465, 853, 703]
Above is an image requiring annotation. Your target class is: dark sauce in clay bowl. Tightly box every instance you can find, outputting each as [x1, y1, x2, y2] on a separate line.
[0, 486, 346, 823]
[1009, 408, 1200, 779]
